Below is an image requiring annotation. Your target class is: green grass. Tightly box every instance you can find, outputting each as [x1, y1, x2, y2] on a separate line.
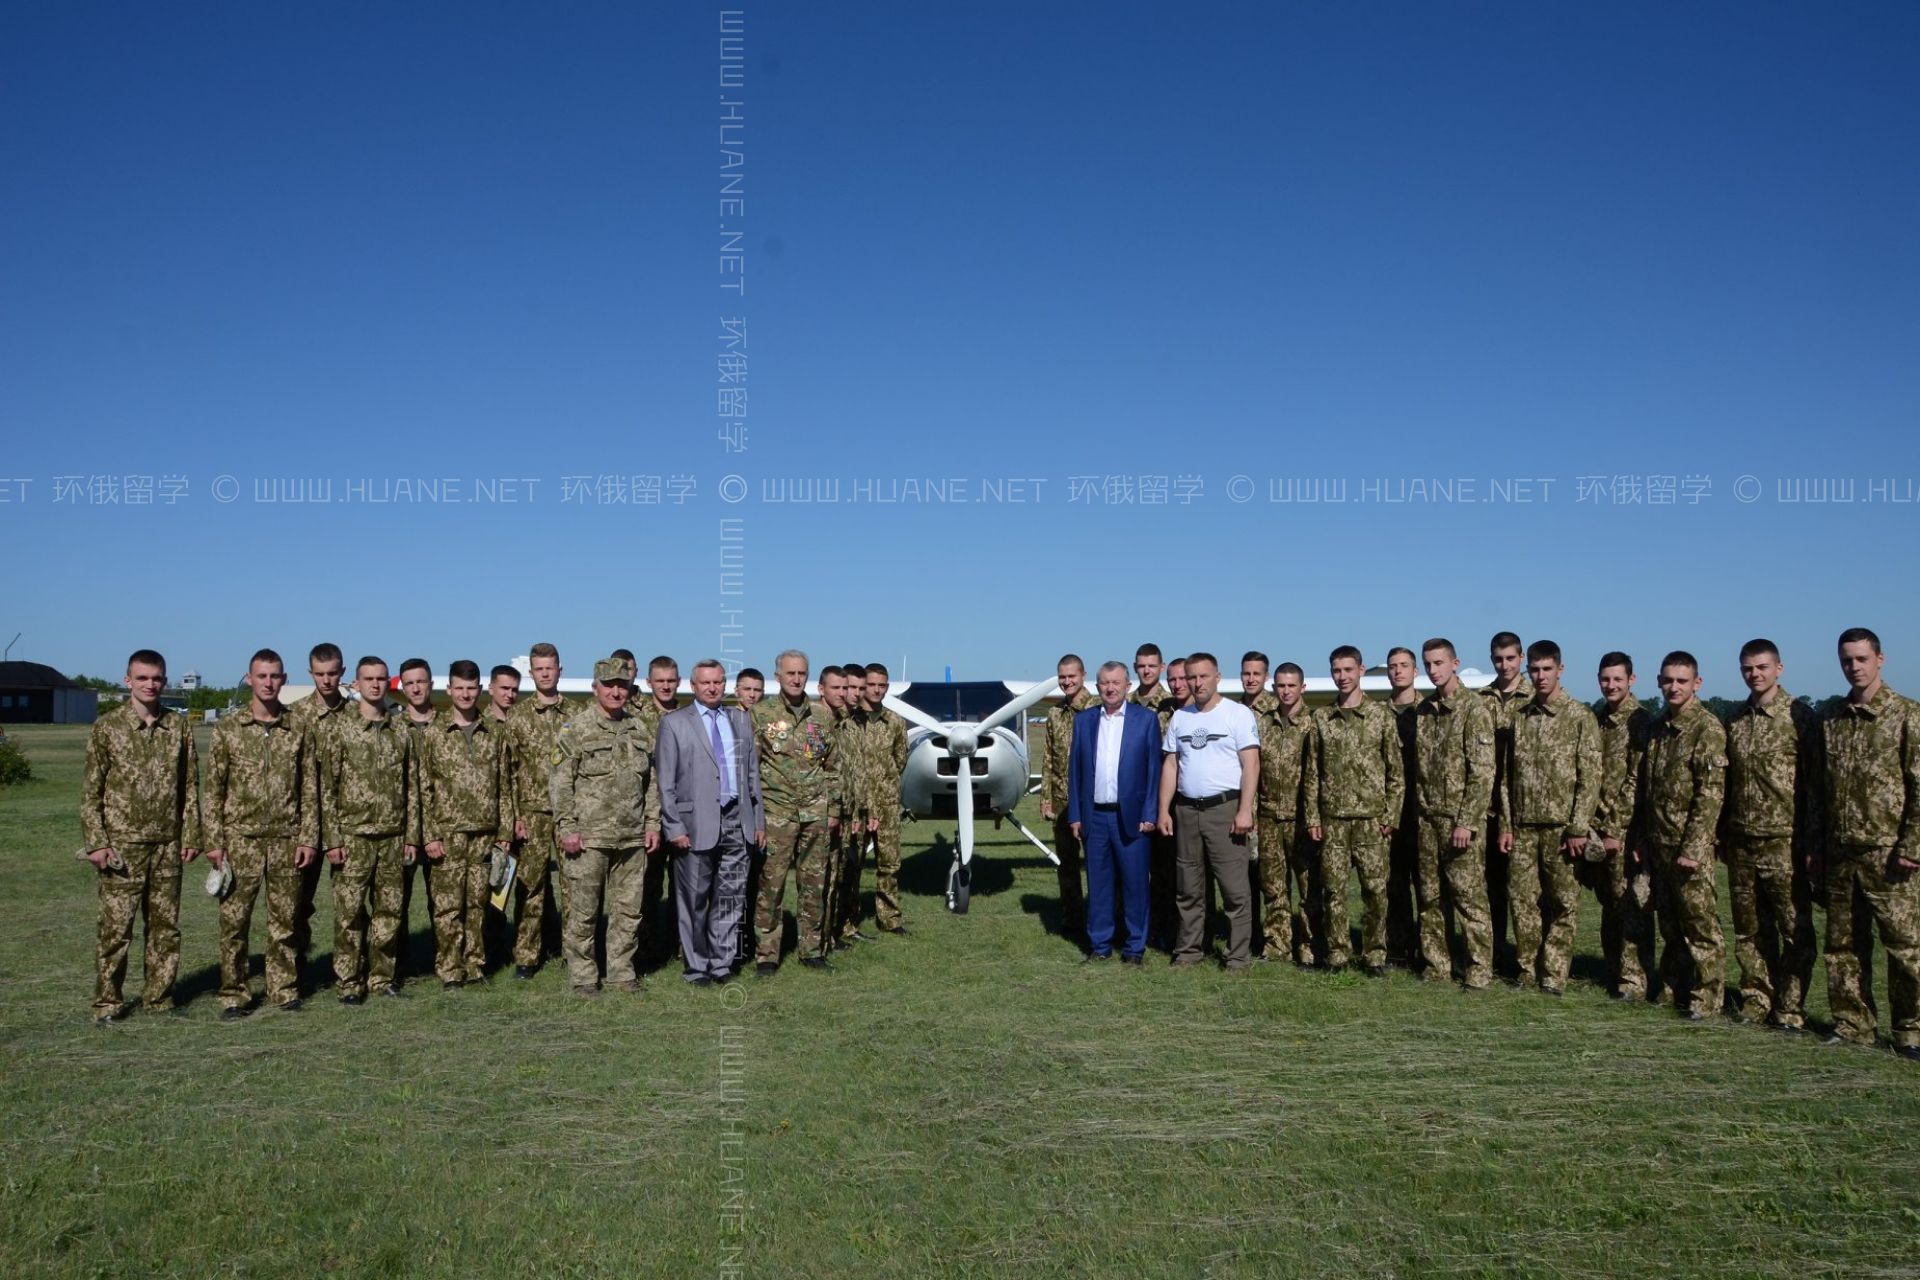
[2, 722, 1917, 1278]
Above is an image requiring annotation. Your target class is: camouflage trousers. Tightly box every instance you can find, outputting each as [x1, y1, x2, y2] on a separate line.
[564, 844, 645, 990]
[1317, 817, 1387, 969]
[1575, 847, 1654, 998]
[757, 815, 829, 964]
[872, 806, 905, 932]
[1255, 814, 1313, 962]
[1507, 824, 1580, 990]
[1824, 844, 1920, 1048]
[429, 833, 493, 984]
[830, 815, 865, 941]
[514, 811, 561, 968]
[1650, 842, 1724, 1017]
[1415, 814, 1492, 988]
[92, 840, 181, 1016]
[218, 837, 305, 1009]
[398, 853, 432, 979]
[1386, 815, 1420, 967]
[332, 834, 406, 998]
[1051, 813, 1085, 934]
[291, 850, 323, 965]
[1723, 833, 1816, 1028]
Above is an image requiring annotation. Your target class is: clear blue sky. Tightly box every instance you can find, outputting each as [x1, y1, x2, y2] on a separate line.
[4, 2, 1917, 697]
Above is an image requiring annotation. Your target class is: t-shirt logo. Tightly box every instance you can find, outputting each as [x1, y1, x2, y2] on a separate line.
[1178, 730, 1229, 750]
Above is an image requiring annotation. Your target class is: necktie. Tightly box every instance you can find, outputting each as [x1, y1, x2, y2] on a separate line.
[709, 709, 734, 805]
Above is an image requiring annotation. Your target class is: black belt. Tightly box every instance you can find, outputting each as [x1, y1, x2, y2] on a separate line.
[1093, 802, 1119, 813]
[1174, 789, 1239, 810]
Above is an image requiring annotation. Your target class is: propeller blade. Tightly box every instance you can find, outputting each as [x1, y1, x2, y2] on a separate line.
[976, 676, 1061, 734]
[957, 754, 976, 865]
[881, 695, 945, 735]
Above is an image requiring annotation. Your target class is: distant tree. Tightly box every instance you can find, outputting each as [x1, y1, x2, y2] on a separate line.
[0, 733, 31, 786]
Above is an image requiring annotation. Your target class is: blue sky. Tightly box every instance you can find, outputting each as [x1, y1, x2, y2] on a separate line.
[4, 2, 1917, 696]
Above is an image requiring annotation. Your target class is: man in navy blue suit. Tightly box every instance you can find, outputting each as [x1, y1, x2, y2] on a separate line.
[1068, 661, 1163, 963]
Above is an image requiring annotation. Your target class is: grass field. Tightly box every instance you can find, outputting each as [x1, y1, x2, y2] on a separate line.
[3, 722, 1918, 1279]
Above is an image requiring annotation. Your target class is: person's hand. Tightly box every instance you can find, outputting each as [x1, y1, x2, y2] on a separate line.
[326, 846, 347, 866]
[82, 847, 114, 871]
[514, 818, 528, 842]
[1451, 826, 1472, 850]
[1676, 853, 1700, 874]
[1308, 825, 1323, 843]
[1041, 802, 1054, 821]
[204, 848, 227, 869]
[867, 817, 878, 834]
[1498, 831, 1514, 855]
[753, 830, 766, 845]
[645, 831, 663, 854]
[403, 844, 418, 865]
[560, 833, 584, 856]
[426, 841, 447, 861]
[1158, 814, 1174, 838]
[1379, 823, 1394, 839]
[1070, 821, 1082, 840]
[1893, 853, 1919, 875]
[669, 833, 691, 850]
[1139, 821, 1156, 834]
[181, 847, 201, 864]
[828, 816, 840, 832]
[1232, 808, 1254, 837]
[1602, 837, 1623, 856]
[1564, 835, 1588, 860]
[295, 845, 317, 869]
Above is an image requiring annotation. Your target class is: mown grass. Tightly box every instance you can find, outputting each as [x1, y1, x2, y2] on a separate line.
[2, 723, 1917, 1278]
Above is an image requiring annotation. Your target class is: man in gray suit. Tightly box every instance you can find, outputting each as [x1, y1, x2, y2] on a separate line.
[657, 658, 765, 985]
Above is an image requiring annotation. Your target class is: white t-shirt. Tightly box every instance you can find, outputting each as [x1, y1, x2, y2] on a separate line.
[1162, 699, 1259, 799]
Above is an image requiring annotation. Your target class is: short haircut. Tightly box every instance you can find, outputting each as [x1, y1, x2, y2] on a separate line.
[1738, 638, 1780, 663]
[1166, 657, 1187, 672]
[448, 659, 482, 683]
[309, 643, 344, 666]
[1838, 627, 1881, 655]
[1057, 653, 1085, 673]
[865, 663, 890, 680]
[1135, 643, 1162, 661]
[1660, 650, 1699, 676]
[1241, 650, 1269, 669]
[1186, 651, 1219, 672]
[692, 658, 726, 675]
[736, 667, 764, 684]
[399, 658, 431, 679]
[775, 648, 809, 670]
[1386, 646, 1415, 664]
[819, 665, 843, 680]
[1597, 651, 1633, 675]
[648, 655, 678, 676]
[248, 648, 284, 670]
[490, 665, 521, 684]
[1275, 662, 1304, 680]
[1526, 640, 1562, 665]
[1422, 637, 1457, 660]
[842, 663, 866, 680]
[529, 642, 559, 660]
[127, 648, 166, 672]
[1328, 645, 1363, 667]
[1097, 660, 1130, 679]
[356, 655, 387, 677]
[1490, 631, 1522, 654]
[611, 648, 637, 664]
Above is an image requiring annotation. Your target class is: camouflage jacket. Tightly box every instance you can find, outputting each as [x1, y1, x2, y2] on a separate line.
[81, 701, 203, 851]
[1256, 703, 1313, 822]
[835, 707, 868, 820]
[322, 707, 423, 845]
[1723, 686, 1822, 843]
[1388, 698, 1420, 817]
[1821, 683, 1920, 858]
[506, 694, 576, 816]
[1304, 699, 1405, 826]
[1238, 689, 1280, 716]
[205, 709, 320, 850]
[1477, 681, 1531, 820]
[286, 693, 357, 840]
[634, 698, 681, 819]
[753, 694, 839, 822]
[859, 706, 908, 817]
[1041, 688, 1100, 812]
[418, 714, 516, 844]
[1637, 698, 1727, 859]
[1129, 683, 1175, 735]
[1592, 695, 1652, 843]
[1502, 689, 1601, 831]
[1412, 683, 1496, 826]
[549, 704, 660, 846]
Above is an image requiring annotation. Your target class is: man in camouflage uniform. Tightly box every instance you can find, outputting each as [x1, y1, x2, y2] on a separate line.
[506, 643, 573, 977]
[752, 650, 841, 971]
[394, 657, 439, 976]
[1479, 631, 1529, 968]
[1412, 640, 1496, 988]
[551, 657, 661, 995]
[285, 642, 352, 970]
[1636, 651, 1728, 1021]
[1584, 652, 1656, 1001]
[1721, 639, 1821, 1030]
[1820, 627, 1920, 1059]
[1128, 644, 1170, 719]
[1255, 662, 1315, 964]
[79, 648, 203, 1022]
[1041, 654, 1100, 938]
[205, 649, 321, 1017]
[1498, 640, 1601, 994]
[632, 656, 682, 963]
[418, 659, 516, 987]
[1237, 652, 1281, 954]
[822, 666, 862, 947]
[1384, 647, 1422, 968]
[1305, 646, 1405, 974]
[323, 656, 422, 1003]
[858, 663, 910, 936]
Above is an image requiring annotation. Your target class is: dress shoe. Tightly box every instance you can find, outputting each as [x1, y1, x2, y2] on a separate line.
[1120, 954, 1144, 967]
[1540, 984, 1565, 997]
[1365, 964, 1388, 978]
[687, 975, 714, 988]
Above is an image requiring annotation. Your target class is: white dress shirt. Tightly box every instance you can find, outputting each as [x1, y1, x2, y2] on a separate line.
[1093, 703, 1127, 804]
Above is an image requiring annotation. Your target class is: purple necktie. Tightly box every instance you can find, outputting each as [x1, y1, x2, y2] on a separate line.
[709, 709, 734, 805]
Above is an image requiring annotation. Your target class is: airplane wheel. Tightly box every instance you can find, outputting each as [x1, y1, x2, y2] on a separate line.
[946, 858, 971, 914]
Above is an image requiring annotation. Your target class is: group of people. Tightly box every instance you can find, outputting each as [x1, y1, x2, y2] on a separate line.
[77, 628, 1919, 1060]
[79, 644, 908, 1020]
[1039, 634, 1917, 1060]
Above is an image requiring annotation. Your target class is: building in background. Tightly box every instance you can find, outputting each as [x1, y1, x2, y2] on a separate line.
[0, 662, 99, 725]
